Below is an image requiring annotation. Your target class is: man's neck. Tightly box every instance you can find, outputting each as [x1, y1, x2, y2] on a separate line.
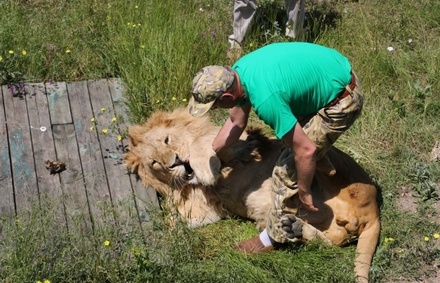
[233, 71, 246, 101]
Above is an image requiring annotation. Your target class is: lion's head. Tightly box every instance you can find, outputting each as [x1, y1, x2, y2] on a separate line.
[124, 108, 222, 195]
[124, 108, 228, 226]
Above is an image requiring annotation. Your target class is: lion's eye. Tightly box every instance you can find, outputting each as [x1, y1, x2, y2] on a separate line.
[151, 160, 157, 166]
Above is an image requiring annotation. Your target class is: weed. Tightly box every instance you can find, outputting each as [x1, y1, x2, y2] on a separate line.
[410, 163, 439, 202]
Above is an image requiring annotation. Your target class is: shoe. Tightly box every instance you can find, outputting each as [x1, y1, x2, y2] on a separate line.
[235, 236, 274, 254]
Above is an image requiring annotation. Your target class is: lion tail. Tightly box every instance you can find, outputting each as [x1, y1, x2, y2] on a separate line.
[354, 217, 380, 283]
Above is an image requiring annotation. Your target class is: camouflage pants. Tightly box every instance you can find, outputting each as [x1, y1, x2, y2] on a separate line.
[266, 72, 364, 243]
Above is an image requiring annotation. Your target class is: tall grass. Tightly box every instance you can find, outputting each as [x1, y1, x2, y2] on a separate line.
[1, 0, 439, 282]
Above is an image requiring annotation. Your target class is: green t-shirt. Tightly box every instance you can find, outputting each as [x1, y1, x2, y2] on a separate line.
[232, 42, 352, 139]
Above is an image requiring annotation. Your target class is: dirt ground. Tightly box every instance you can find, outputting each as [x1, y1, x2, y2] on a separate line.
[392, 183, 440, 282]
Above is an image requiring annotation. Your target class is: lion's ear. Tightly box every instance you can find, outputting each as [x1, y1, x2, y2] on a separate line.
[127, 125, 146, 147]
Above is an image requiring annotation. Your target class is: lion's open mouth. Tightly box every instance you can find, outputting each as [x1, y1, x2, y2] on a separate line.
[183, 162, 194, 180]
[170, 155, 194, 180]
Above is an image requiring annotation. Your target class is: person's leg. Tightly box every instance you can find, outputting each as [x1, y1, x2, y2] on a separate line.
[235, 147, 301, 253]
[236, 146, 332, 252]
[284, 0, 305, 39]
[228, 0, 258, 49]
[266, 147, 301, 243]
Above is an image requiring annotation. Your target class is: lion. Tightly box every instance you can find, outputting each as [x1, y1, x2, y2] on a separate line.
[124, 107, 380, 283]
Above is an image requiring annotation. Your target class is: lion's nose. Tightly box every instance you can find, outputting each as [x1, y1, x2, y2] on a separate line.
[170, 154, 184, 168]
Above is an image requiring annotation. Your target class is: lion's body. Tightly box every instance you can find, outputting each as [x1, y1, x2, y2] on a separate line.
[125, 108, 380, 283]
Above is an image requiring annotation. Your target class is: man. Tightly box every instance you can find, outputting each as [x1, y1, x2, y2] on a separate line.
[188, 42, 363, 252]
[229, 0, 305, 48]
[228, 0, 305, 59]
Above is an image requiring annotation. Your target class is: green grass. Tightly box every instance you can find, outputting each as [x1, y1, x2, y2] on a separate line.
[1, 0, 440, 282]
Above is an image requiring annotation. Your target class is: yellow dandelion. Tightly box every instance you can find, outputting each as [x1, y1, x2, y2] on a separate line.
[384, 237, 394, 243]
[131, 247, 141, 256]
[132, 24, 137, 28]
[36, 281, 42, 283]
[44, 280, 51, 283]
[424, 236, 430, 242]
[434, 233, 439, 239]
[8, 50, 14, 55]
[117, 135, 122, 141]
[0, 55, 2, 61]
[156, 99, 160, 104]
[249, 42, 254, 48]
[111, 117, 117, 123]
[135, 5, 138, 9]
[90, 117, 96, 122]
[21, 50, 27, 55]
[104, 240, 110, 246]
[89, 126, 95, 131]
[65, 49, 71, 54]
[140, 45, 145, 49]
[182, 98, 187, 102]
[101, 107, 106, 112]
[172, 96, 177, 101]
[397, 248, 405, 253]
[102, 129, 108, 134]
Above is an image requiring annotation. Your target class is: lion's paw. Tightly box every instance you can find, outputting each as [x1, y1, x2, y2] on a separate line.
[281, 214, 303, 239]
[190, 154, 221, 186]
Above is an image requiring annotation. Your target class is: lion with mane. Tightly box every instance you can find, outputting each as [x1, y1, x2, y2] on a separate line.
[124, 107, 380, 283]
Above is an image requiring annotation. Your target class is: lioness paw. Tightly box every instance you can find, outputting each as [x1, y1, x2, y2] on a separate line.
[189, 152, 221, 186]
[281, 214, 303, 239]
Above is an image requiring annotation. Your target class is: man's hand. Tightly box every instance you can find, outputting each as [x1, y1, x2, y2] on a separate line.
[298, 189, 319, 212]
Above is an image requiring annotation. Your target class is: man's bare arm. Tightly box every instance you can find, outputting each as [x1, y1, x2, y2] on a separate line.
[213, 104, 251, 153]
[282, 123, 319, 212]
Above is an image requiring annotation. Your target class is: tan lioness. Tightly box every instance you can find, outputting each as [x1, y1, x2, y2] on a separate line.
[124, 107, 380, 283]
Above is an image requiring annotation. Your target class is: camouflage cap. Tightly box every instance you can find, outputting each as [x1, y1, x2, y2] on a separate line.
[188, 65, 235, 117]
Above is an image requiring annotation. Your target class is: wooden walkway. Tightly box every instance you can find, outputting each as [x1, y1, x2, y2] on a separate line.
[0, 79, 158, 231]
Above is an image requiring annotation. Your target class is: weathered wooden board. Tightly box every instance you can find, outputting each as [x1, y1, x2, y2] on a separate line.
[53, 123, 92, 232]
[87, 79, 138, 226]
[0, 86, 14, 216]
[25, 83, 65, 221]
[67, 80, 113, 228]
[2, 85, 37, 212]
[46, 82, 72, 125]
[108, 78, 159, 223]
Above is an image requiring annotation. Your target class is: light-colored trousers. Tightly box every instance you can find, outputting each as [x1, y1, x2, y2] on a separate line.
[228, 0, 305, 48]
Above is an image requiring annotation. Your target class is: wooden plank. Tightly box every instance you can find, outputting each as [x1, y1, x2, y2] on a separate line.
[52, 124, 91, 232]
[66, 80, 112, 228]
[25, 83, 66, 223]
[87, 79, 135, 225]
[108, 78, 159, 223]
[0, 86, 15, 216]
[46, 82, 72, 125]
[2, 85, 38, 212]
